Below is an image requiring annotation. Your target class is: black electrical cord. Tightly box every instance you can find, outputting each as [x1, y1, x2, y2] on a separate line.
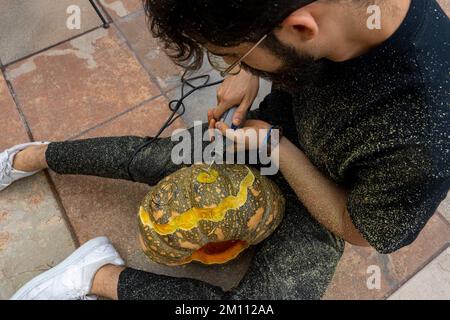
[126, 70, 224, 181]
[89, 0, 110, 28]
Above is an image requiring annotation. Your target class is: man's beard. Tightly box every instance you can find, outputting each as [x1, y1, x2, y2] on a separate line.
[241, 33, 325, 93]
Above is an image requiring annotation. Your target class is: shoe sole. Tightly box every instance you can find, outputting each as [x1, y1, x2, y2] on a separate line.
[10, 236, 113, 300]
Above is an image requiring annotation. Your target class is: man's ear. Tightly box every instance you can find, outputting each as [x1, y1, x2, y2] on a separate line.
[281, 8, 319, 41]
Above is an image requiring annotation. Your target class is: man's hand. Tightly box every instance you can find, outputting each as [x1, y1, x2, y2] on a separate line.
[208, 69, 260, 130]
[213, 118, 369, 247]
[214, 119, 271, 151]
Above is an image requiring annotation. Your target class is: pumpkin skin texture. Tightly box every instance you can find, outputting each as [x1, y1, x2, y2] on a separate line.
[138, 164, 285, 266]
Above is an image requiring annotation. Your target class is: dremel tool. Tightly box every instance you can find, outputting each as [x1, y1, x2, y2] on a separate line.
[206, 106, 240, 172]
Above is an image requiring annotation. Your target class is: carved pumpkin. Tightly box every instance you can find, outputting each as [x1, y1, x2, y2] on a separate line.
[138, 164, 285, 266]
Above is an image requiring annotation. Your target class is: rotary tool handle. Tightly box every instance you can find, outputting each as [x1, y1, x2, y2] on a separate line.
[214, 106, 240, 146]
[220, 106, 240, 130]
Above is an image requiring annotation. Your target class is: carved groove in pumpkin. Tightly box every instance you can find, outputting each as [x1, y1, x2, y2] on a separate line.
[139, 168, 256, 235]
[186, 240, 249, 264]
[138, 165, 286, 266]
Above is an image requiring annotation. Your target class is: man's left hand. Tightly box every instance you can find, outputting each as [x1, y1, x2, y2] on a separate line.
[212, 119, 272, 151]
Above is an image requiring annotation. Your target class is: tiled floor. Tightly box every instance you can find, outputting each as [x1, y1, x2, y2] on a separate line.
[0, 172, 76, 300]
[6, 27, 160, 141]
[323, 214, 450, 299]
[1, 0, 449, 300]
[99, 0, 144, 20]
[115, 10, 185, 92]
[388, 248, 450, 300]
[0, 0, 102, 65]
[1, 72, 77, 299]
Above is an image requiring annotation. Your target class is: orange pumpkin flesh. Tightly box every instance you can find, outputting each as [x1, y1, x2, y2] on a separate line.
[185, 240, 249, 265]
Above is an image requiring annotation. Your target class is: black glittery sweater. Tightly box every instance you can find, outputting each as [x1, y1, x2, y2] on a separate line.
[283, 0, 449, 253]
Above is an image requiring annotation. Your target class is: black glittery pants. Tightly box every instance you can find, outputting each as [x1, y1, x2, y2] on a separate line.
[45, 91, 345, 300]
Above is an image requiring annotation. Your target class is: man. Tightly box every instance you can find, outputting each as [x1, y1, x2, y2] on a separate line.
[4, 0, 449, 299]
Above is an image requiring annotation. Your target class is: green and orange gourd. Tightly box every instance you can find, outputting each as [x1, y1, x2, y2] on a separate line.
[138, 164, 285, 266]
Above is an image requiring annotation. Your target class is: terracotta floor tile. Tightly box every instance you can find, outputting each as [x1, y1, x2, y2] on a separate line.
[78, 96, 186, 139]
[437, 0, 450, 17]
[116, 11, 184, 91]
[0, 173, 76, 299]
[99, 0, 144, 20]
[388, 247, 450, 300]
[5, 27, 161, 142]
[0, 74, 29, 149]
[0, 0, 102, 65]
[49, 172, 150, 259]
[323, 214, 450, 300]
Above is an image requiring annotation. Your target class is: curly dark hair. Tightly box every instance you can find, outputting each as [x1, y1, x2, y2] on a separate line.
[143, 0, 317, 70]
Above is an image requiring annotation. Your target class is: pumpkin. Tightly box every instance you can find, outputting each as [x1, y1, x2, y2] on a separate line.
[138, 164, 285, 266]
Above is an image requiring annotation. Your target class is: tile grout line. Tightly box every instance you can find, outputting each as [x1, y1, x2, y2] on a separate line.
[384, 218, 450, 299]
[89, 0, 111, 28]
[92, 4, 187, 118]
[103, 6, 188, 100]
[67, 93, 165, 141]
[113, 6, 144, 21]
[1, 67, 35, 143]
[383, 240, 450, 299]
[59, 8, 189, 140]
[0, 6, 189, 251]
[99, 5, 218, 122]
[46, 91, 163, 249]
[2, 25, 105, 69]
[110, 21, 171, 100]
[437, 211, 450, 229]
[1, 63, 81, 249]
[1, 34, 99, 251]
[91, 2, 166, 93]
[44, 171, 81, 248]
[1, 9, 172, 248]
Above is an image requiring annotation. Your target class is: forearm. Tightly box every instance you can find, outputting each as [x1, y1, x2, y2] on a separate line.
[277, 138, 369, 246]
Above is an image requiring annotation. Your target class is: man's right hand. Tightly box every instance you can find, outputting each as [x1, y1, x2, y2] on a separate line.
[208, 69, 260, 132]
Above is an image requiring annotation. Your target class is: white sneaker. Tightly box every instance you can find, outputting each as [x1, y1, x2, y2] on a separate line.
[10, 237, 125, 300]
[0, 141, 50, 191]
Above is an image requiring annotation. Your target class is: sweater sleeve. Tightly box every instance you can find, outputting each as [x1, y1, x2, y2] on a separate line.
[346, 143, 449, 254]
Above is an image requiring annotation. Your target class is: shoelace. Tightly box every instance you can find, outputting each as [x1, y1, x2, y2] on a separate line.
[60, 270, 89, 300]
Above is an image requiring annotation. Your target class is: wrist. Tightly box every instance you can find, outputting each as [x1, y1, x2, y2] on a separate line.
[262, 125, 284, 156]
